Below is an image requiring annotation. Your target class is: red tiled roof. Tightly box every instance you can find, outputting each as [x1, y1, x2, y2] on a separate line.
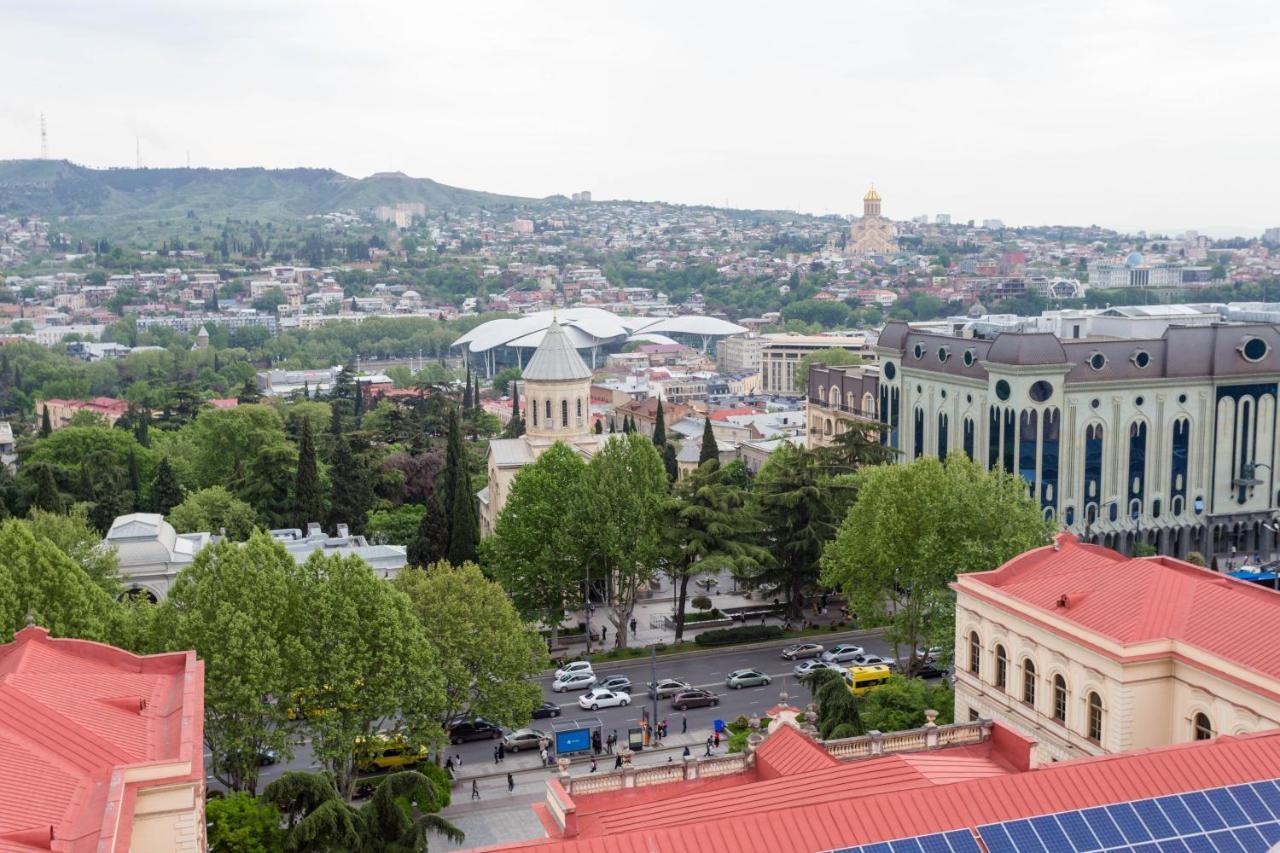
[0, 626, 203, 853]
[754, 723, 838, 777]
[708, 409, 757, 420]
[478, 728, 1280, 853]
[958, 533, 1280, 682]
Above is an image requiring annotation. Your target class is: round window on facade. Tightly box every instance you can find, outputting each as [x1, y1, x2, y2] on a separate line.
[966, 393, 973, 404]
[1178, 393, 1187, 404]
[1135, 396, 1144, 407]
[1088, 352, 1107, 371]
[916, 384, 923, 394]
[1090, 398, 1100, 409]
[963, 349, 976, 367]
[1028, 380, 1053, 403]
[938, 346, 950, 363]
[1131, 350, 1151, 368]
[883, 361, 896, 380]
[913, 343, 925, 360]
[995, 380, 1011, 401]
[1241, 337, 1269, 362]
[940, 389, 947, 399]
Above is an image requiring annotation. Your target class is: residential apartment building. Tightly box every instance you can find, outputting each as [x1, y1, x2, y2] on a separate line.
[760, 333, 871, 396]
[805, 363, 880, 448]
[40, 396, 130, 429]
[874, 318, 1280, 559]
[716, 333, 764, 374]
[954, 533, 1280, 764]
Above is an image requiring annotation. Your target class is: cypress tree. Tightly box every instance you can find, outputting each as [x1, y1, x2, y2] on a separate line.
[699, 417, 720, 465]
[126, 449, 142, 510]
[410, 492, 450, 567]
[237, 378, 260, 404]
[133, 409, 150, 447]
[152, 457, 183, 515]
[353, 380, 364, 419]
[293, 417, 324, 528]
[652, 397, 666, 446]
[447, 456, 479, 565]
[474, 376, 482, 414]
[78, 459, 94, 503]
[609, 418, 616, 434]
[327, 435, 372, 536]
[442, 407, 463, 526]
[40, 406, 52, 437]
[463, 365, 473, 410]
[663, 442, 678, 482]
[328, 400, 343, 439]
[32, 464, 62, 513]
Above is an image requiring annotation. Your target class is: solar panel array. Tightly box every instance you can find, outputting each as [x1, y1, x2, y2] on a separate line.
[829, 777, 1280, 853]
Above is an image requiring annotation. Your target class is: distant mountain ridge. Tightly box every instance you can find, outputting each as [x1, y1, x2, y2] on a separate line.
[0, 159, 545, 220]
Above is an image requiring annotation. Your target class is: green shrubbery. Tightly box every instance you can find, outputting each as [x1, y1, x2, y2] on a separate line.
[694, 625, 783, 646]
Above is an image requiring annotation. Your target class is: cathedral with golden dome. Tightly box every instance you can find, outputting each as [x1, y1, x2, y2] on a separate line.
[844, 185, 898, 256]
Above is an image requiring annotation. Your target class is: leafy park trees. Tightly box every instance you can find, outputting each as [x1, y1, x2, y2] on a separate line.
[168, 486, 259, 539]
[394, 561, 545, 735]
[486, 442, 588, 648]
[151, 457, 183, 515]
[821, 455, 1052, 670]
[860, 676, 955, 731]
[0, 519, 121, 643]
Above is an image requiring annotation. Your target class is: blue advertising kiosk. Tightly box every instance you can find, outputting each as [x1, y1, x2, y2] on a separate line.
[551, 718, 602, 756]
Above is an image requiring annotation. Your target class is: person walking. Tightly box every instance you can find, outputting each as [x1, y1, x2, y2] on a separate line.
[493, 745, 500, 765]
[614, 753, 623, 769]
[498, 742, 506, 763]
[445, 755, 455, 778]
[683, 745, 691, 758]
[590, 756, 598, 773]
[471, 779, 480, 800]
[601, 624, 608, 645]
[629, 617, 637, 635]
[455, 754, 462, 770]
[704, 735, 713, 757]
[540, 746, 549, 767]
[507, 773, 515, 794]
[713, 729, 720, 748]
[681, 712, 687, 734]
[592, 730, 602, 755]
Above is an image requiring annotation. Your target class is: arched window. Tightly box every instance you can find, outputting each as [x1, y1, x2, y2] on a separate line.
[831, 388, 842, 410]
[824, 419, 833, 436]
[1087, 692, 1103, 743]
[576, 398, 582, 418]
[994, 645, 1007, 690]
[968, 631, 980, 675]
[1194, 712, 1214, 741]
[1022, 659, 1037, 706]
[531, 399, 538, 426]
[1052, 675, 1067, 723]
[561, 399, 569, 427]
[545, 399, 552, 422]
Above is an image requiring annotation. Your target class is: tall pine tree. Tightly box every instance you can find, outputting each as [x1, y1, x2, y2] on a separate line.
[152, 458, 183, 515]
[409, 492, 450, 567]
[126, 449, 142, 511]
[293, 417, 324, 528]
[447, 457, 479, 565]
[40, 406, 52, 438]
[31, 464, 62, 512]
[462, 365, 473, 411]
[327, 435, 372, 536]
[699, 417, 720, 465]
[652, 397, 666, 446]
[442, 408, 464, 528]
[662, 442, 678, 483]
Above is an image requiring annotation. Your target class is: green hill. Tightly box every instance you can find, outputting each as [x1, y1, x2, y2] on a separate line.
[0, 160, 541, 221]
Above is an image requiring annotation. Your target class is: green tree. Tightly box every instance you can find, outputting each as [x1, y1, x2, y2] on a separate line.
[0, 520, 119, 642]
[446, 455, 478, 565]
[290, 553, 445, 799]
[662, 442, 678, 483]
[168, 486, 259, 539]
[239, 444, 297, 530]
[409, 494, 450, 568]
[663, 460, 767, 642]
[698, 417, 719, 465]
[237, 377, 262, 405]
[367, 503, 426, 546]
[157, 534, 302, 793]
[30, 463, 63, 512]
[652, 397, 666, 446]
[579, 434, 667, 647]
[292, 416, 324, 529]
[20, 507, 121, 596]
[394, 562, 545, 735]
[39, 405, 51, 437]
[485, 442, 588, 648]
[180, 405, 288, 490]
[126, 449, 142, 510]
[205, 793, 285, 853]
[492, 367, 522, 395]
[821, 455, 1052, 670]
[327, 435, 373, 537]
[792, 348, 865, 394]
[441, 408, 463, 528]
[859, 676, 955, 732]
[152, 457, 183, 515]
[807, 668, 864, 739]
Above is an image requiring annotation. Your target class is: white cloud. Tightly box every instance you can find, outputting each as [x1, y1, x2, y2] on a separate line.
[2, 0, 1277, 233]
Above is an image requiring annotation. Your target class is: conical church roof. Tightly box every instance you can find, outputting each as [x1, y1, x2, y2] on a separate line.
[521, 318, 592, 382]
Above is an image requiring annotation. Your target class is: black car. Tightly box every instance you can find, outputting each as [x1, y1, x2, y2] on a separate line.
[671, 689, 719, 711]
[448, 717, 503, 744]
[914, 658, 950, 680]
[531, 701, 562, 720]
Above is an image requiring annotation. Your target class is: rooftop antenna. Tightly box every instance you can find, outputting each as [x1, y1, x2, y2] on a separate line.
[39, 113, 48, 159]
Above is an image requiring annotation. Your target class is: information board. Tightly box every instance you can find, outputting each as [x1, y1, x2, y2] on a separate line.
[555, 728, 592, 755]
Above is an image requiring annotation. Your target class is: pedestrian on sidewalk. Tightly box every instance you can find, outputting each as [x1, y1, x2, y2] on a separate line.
[498, 742, 506, 762]
[614, 754, 623, 769]
[681, 712, 687, 734]
[714, 730, 720, 748]
[705, 735, 713, 757]
[590, 756, 597, 773]
[493, 745, 500, 765]
[471, 780, 480, 800]
[629, 617, 637, 635]
[507, 773, 515, 794]
[592, 730, 602, 754]
[683, 746, 691, 758]
[540, 746, 549, 767]
[445, 755, 455, 778]
[455, 754, 463, 769]
[601, 625, 608, 645]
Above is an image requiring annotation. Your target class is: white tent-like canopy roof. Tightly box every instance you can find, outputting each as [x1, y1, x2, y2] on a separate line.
[453, 307, 746, 354]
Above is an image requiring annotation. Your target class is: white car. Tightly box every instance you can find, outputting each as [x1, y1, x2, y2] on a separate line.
[578, 688, 631, 711]
[821, 644, 867, 663]
[851, 653, 898, 670]
[555, 660, 594, 680]
[553, 672, 597, 693]
[793, 659, 843, 679]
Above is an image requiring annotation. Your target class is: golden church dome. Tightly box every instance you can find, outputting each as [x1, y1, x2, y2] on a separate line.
[863, 186, 881, 202]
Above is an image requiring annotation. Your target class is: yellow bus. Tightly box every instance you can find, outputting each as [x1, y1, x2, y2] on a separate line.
[844, 665, 892, 696]
[353, 732, 429, 773]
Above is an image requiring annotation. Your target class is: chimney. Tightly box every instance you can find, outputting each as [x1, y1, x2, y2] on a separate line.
[336, 523, 349, 538]
[306, 522, 322, 538]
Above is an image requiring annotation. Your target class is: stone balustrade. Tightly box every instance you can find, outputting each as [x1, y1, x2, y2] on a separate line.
[823, 717, 991, 760]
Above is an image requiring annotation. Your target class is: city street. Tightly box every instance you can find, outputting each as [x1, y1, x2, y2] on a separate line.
[216, 628, 905, 793]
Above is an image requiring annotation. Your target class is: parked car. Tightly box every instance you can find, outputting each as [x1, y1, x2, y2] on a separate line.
[552, 672, 598, 693]
[781, 642, 825, 660]
[596, 675, 633, 692]
[671, 689, 719, 710]
[793, 659, 843, 679]
[821, 644, 867, 663]
[579, 688, 631, 710]
[647, 678, 691, 699]
[447, 717, 503, 744]
[850, 653, 898, 670]
[531, 701, 562, 719]
[915, 659, 950, 679]
[555, 660, 594, 680]
[726, 669, 772, 689]
[354, 733, 428, 772]
[503, 728, 550, 752]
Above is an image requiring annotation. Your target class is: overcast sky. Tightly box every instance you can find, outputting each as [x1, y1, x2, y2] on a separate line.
[2, 0, 1277, 234]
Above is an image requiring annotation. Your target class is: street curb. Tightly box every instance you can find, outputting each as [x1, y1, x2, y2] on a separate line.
[540, 626, 886, 677]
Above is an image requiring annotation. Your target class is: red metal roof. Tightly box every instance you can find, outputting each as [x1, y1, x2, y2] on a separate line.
[0, 626, 203, 853]
[958, 533, 1280, 682]
[475, 728, 1280, 853]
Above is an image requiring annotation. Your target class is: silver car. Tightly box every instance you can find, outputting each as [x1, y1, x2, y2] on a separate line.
[552, 672, 597, 693]
[781, 642, 825, 660]
[821, 644, 867, 663]
[646, 678, 691, 699]
[502, 728, 549, 752]
[793, 659, 842, 679]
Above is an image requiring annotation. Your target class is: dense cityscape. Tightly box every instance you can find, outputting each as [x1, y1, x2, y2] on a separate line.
[3, 3, 1280, 852]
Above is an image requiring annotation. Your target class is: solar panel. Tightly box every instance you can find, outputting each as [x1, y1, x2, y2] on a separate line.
[829, 778, 1280, 853]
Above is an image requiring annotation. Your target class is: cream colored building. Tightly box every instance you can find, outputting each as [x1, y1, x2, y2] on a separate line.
[760, 333, 872, 396]
[845, 186, 898, 256]
[953, 533, 1280, 765]
[479, 319, 608, 535]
